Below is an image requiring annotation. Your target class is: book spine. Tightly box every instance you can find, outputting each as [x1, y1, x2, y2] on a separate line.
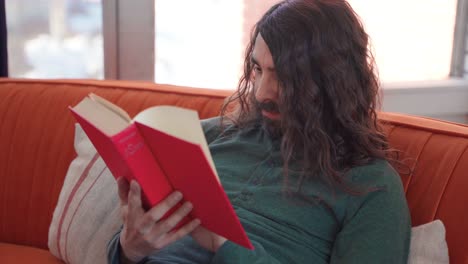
[112, 124, 173, 209]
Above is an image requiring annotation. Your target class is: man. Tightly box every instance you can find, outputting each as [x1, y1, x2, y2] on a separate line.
[108, 0, 411, 263]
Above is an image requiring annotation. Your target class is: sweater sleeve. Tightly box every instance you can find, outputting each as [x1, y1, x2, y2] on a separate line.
[210, 240, 283, 264]
[107, 228, 124, 264]
[106, 228, 153, 264]
[329, 165, 411, 264]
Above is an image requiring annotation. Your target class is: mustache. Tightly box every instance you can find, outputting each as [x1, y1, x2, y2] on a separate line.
[256, 100, 280, 113]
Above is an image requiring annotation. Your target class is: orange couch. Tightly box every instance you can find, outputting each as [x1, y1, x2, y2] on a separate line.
[0, 78, 467, 263]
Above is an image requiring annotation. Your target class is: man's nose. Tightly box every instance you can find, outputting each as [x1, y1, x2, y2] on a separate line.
[255, 77, 275, 102]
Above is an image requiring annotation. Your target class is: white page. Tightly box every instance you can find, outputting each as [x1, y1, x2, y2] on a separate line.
[89, 93, 132, 122]
[72, 97, 129, 135]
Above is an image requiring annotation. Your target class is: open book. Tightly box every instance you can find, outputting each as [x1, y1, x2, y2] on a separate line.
[70, 93, 253, 250]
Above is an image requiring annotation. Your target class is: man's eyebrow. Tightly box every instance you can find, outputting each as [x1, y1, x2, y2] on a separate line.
[250, 56, 259, 66]
[251, 55, 275, 72]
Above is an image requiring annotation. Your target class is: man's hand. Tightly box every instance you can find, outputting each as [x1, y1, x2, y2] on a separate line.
[117, 177, 201, 263]
[191, 225, 228, 252]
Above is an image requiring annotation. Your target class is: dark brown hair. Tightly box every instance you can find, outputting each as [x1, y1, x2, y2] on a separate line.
[221, 0, 391, 195]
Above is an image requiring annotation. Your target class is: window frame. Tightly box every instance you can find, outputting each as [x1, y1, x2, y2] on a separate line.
[451, 0, 468, 77]
[102, 0, 155, 80]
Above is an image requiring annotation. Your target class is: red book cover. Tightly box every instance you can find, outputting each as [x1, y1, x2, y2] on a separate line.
[69, 96, 253, 250]
[70, 109, 173, 208]
[136, 122, 253, 249]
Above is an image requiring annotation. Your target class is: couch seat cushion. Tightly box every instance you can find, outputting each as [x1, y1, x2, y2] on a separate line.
[0, 242, 64, 264]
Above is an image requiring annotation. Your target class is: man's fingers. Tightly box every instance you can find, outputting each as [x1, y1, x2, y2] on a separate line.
[138, 191, 183, 233]
[120, 205, 129, 223]
[161, 218, 201, 246]
[127, 180, 144, 225]
[152, 201, 194, 235]
[117, 177, 130, 205]
[117, 177, 130, 223]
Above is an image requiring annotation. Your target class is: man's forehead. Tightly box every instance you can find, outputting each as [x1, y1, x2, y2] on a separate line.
[252, 34, 275, 71]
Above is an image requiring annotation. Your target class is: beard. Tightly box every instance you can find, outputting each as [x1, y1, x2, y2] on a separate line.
[262, 117, 282, 140]
[255, 100, 283, 140]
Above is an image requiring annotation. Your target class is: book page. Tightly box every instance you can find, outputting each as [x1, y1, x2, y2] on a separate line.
[134, 106, 219, 180]
[89, 93, 132, 122]
[72, 97, 130, 135]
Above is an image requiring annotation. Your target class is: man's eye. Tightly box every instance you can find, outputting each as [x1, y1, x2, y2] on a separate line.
[253, 65, 262, 73]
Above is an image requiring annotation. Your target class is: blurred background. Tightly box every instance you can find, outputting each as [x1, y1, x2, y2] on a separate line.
[4, 0, 468, 122]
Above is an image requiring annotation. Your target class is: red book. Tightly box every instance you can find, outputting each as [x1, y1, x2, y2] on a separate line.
[69, 93, 253, 250]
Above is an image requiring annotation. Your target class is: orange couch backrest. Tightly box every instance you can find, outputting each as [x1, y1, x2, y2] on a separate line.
[0, 79, 467, 263]
[380, 112, 468, 263]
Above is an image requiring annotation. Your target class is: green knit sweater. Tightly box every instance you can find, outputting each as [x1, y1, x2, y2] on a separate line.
[108, 117, 411, 264]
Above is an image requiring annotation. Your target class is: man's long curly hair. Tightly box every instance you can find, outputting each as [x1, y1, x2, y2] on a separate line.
[221, 0, 392, 195]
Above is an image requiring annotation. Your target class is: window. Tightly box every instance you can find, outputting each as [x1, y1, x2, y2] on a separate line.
[154, 0, 459, 89]
[6, 0, 103, 79]
[348, 0, 458, 82]
[154, 0, 276, 89]
[7, 0, 460, 85]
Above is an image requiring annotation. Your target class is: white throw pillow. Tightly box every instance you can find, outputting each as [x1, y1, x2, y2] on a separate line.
[408, 220, 449, 264]
[48, 124, 122, 264]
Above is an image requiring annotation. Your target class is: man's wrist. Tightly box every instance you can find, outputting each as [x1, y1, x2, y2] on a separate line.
[119, 242, 139, 264]
[213, 237, 228, 252]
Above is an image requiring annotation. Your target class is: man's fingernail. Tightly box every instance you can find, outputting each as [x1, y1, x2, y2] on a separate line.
[131, 180, 138, 191]
[173, 191, 182, 201]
